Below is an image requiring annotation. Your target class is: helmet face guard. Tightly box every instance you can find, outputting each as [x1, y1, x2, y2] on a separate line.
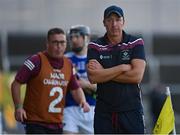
[68, 25, 91, 53]
[69, 25, 90, 37]
[69, 32, 81, 39]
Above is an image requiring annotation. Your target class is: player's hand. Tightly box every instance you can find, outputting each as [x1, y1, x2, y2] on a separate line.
[88, 59, 103, 70]
[14, 108, 27, 122]
[80, 102, 90, 113]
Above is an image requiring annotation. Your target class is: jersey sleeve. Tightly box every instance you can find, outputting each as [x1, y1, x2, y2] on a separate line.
[87, 42, 99, 64]
[131, 38, 146, 61]
[15, 54, 41, 84]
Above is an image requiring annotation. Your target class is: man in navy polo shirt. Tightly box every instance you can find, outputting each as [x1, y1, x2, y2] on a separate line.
[87, 5, 146, 134]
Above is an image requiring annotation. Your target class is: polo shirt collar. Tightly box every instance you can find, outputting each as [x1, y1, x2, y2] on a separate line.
[103, 30, 129, 45]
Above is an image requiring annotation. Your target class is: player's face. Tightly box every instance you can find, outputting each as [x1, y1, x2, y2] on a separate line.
[47, 34, 67, 59]
[70, 33, 85, 53]
[103, 13, 124, 38]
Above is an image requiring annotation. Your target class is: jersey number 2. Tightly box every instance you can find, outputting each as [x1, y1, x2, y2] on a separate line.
[48, 87, 63, 113]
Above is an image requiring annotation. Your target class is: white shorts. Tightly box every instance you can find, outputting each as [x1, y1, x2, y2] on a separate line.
[63, 106, 95, 134]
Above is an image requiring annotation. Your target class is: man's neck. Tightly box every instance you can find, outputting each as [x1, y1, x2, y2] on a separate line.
[45, 51, 63, 61]
[107, 31, 123, 45]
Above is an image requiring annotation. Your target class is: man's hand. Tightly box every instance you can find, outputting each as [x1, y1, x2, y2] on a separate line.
[14, 108, 27, 122]
[87, 59, 103, 70]
[80, 102, 90, 113]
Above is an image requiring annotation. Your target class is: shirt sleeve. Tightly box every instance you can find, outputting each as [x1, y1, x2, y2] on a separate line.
[15, 54, 41, 84]
[131, 39, 146, 61]
[87, 43, 99, 64]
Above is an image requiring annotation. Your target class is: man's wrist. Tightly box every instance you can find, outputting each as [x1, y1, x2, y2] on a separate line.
[80, 101, 86, 108]
[15, 104, 23, 110]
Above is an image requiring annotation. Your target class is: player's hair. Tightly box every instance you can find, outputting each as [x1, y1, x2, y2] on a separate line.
[47, 28, 65, 41]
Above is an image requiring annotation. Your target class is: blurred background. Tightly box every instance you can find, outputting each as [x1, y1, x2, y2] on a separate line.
[0, 0, 180, 133]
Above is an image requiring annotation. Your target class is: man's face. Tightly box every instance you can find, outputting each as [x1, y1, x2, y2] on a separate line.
[70, 33, 85, 53]
[103, 13, 124, 37]
[47, 33, 67, 59]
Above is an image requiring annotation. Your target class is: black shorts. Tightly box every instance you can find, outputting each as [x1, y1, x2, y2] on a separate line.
[25, 123, 63, 134]
[94, 109, 145, 134]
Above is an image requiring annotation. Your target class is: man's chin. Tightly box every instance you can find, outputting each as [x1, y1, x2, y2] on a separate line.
[54, 54, 63, 59]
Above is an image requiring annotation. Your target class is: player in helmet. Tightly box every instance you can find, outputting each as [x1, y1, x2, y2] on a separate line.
[69, 25, 91, 53]
[63, 25, 96, 134]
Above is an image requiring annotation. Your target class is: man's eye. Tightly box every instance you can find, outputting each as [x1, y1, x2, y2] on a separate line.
[52, 41, 66, 44]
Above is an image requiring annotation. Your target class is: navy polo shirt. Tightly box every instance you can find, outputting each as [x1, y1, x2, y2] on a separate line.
[87, 31, 146, 112]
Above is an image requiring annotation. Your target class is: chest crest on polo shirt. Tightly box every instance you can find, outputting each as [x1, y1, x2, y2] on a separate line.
[121, 50, 130, 60]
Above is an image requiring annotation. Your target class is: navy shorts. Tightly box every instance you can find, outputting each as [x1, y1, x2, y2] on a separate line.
[25, 123, 63, 134]
[94, 109, 145, 134]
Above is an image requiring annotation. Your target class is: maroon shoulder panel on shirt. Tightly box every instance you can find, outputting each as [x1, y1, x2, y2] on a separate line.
[15, 54, 41, 84]
[15, 51, 79, 90]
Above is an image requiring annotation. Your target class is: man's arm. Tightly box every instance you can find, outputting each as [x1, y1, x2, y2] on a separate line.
[87, 59, 131, 83]
[78, 78, 97, 94]
[11, 80, 27, 122]
[71, 88, 90, 112]
[113, 59, 146, 83]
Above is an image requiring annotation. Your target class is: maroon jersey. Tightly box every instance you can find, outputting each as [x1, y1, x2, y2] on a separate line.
[15, 51, 79, 90]
[14, 51, 79, 125]
[23, 52, 74, 123]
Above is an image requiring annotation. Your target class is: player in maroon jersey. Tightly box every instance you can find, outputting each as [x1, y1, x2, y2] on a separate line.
[11, 28, 90, 134]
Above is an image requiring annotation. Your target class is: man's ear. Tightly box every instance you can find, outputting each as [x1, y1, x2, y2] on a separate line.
[103, 19, 106, 27]
[120, 17, 125, 25]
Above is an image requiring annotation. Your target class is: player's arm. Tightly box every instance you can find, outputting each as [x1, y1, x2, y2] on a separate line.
[68, 66, 90, 112]
[78, 78, 97, 94]
[11, 54, 40, 122]
[113, 59, 146, 83]
[113, 38, 146, 83]
[87, 59, 131, 83]
[11, 80, 22, 109]
[11, 80, 27, 122]
[71, 88, 90, 112]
